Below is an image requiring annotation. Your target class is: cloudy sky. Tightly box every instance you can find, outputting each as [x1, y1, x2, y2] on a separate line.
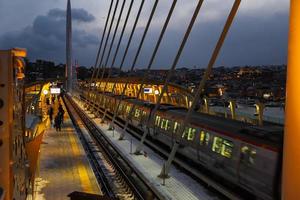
[0, 0, 289, 69]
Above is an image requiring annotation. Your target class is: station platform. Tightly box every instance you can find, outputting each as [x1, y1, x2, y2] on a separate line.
[33, 100, 100, 200]
[73, 97, 220, 200]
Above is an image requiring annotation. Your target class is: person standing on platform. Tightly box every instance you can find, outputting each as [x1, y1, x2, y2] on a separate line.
[54, 114, 62, 131]
[51, 95, 55, 104]
[48, 106, 54, 125]
[58, 103, 65, 124]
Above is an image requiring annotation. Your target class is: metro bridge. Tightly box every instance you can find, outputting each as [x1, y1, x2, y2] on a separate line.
[0, 0, 299, 200]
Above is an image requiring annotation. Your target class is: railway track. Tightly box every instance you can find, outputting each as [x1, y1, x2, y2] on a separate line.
[80, 96, 254, 200]
[64, 95, 158, 200]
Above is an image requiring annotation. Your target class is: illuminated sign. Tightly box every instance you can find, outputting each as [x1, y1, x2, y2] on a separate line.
[144, 88, 153, 94]
[50, 88, 61, 94]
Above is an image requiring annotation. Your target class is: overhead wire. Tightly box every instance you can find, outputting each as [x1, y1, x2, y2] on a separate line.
[85, 0, 114, 104]
[119, 0, 178, 139]
[93, 0, 120, 82]
[99, 0, 146, 121]
[134, 0, 205, 154]
[159, 0, 242, 177]
[109, 0, 160, 128]
[91, 0, 127, 111]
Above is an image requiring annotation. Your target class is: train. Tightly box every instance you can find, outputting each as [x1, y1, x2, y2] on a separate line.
[81, 93, 283, 200]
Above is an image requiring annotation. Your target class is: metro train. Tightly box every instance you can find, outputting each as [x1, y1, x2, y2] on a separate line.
[82, 93, 283, 200]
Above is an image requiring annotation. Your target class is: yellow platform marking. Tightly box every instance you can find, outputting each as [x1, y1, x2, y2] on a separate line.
[67, 127, 95, 193]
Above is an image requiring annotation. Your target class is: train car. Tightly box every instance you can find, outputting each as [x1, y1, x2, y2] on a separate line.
[81, 94, 283, 200]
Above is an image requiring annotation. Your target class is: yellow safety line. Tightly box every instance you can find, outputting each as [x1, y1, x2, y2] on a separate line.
[68, 127, 94, 193]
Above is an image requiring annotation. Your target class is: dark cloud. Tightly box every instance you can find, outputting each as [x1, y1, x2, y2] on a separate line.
[127, 11, 289, 69]
[0, 2, 288, 68]
[0, 8, 98, 64]
[48, 8, 96, 22]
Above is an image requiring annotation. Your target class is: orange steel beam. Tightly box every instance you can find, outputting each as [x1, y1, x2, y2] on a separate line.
[282, 1, 300, 199]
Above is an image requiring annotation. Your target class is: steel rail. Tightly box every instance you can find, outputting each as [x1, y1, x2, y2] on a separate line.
[66, 95, 158, 200]
[64, 97, 116, 198]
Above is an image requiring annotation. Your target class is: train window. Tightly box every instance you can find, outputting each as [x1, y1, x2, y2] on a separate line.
[155, 115, 161, 126]
[181, 127, 188, 139]
[212, 137, 223, 153]
[188, 128, 196, 141]
[200, 131, 210, 145]
[182, 127, 196, 141]
[241, 146, 256, 165]
[160, 119, 170, 131]
[161, 119, 166, 129]
[167, 120, 171, 131]
[134, 109, 141, 118]
[126, 105, 131, 114]
[173, 122, 180, 134]
[221, 140, 234, 158]
[142, 111, 147, 117]
[212, 137, 234, 158]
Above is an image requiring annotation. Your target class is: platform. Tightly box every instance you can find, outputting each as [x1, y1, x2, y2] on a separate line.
[73, 97, 220, 200]
[33, 100, 100, 200]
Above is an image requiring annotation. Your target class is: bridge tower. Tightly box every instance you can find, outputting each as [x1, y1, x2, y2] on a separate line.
[66, 0, 72, 92]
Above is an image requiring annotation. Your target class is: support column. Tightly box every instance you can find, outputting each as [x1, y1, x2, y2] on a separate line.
[255, 101, 264, 126]
[203, 98, 209, 113]
[282, 1, 300, 199]
[229, 100, 236, 120]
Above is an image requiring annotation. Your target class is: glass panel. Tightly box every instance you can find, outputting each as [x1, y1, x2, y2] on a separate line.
[205, 132, 210, 145]
[200, 130, 211, 146]
[155, 115, 161, 126]
[181, 127, 189, 138]
[134, 109, 140, 118]
[249, 149, 256, 164]
[212, 137, 223, 153]
[166, 120, 171, 131]
[188, 128, 196, 141]
[161, 119, 166, 129]
[212, 137, 234, 158]
[241, 146, 256, 164]
[221, 140, 234, 158]
[126, 105, 131, 114]
[173, 122, 180, 133]
[160, 119, 170, 131]
[200, 131, 205, 145]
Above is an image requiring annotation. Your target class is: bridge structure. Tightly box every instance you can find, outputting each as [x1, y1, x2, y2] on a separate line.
[0, 0, 299, 200]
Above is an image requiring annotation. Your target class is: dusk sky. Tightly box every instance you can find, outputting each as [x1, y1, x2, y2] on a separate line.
[0, 0, 290, 69]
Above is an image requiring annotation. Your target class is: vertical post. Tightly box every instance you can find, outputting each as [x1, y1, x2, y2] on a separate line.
[229, 100, 236, 120]
[282, 1, 300, 199]
[203, 98, 209, 113]
[255, 101, 264, 126]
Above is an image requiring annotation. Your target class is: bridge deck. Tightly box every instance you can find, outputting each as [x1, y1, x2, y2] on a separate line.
[73, 98, 219, 200]
[33, 100, 100, 199]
